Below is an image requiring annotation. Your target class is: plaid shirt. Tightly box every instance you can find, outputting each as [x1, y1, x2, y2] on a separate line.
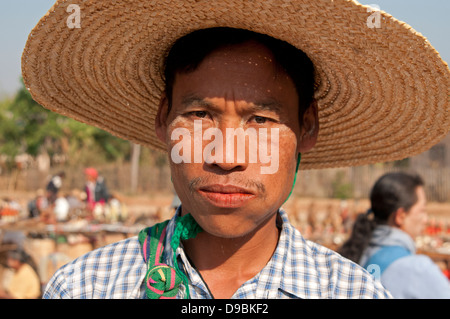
[43, 208, 392, 299]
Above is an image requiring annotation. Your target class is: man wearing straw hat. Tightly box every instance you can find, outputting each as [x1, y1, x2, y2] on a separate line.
[22, 1, 449, 299]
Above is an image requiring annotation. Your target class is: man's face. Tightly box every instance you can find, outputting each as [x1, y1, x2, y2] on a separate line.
[157, 41, 317, 238]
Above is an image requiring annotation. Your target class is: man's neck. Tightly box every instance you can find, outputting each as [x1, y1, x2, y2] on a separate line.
[181, 213, 280, 298]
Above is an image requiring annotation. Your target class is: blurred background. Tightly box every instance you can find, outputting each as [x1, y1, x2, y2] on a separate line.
[1, 0, 449, 298]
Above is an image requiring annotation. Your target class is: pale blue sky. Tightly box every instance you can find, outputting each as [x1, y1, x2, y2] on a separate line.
[0, 0, 449, 97]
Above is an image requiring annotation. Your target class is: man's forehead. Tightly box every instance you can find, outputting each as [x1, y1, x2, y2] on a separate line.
[199, 41, 277, 70]
[172, 41, 296, 101]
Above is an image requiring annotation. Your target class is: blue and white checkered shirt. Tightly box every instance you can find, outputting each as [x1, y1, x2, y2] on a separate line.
[43, 208, 392, 299]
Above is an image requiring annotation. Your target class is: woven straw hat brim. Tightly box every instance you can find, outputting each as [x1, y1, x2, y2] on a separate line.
[22, 0, 450, 170]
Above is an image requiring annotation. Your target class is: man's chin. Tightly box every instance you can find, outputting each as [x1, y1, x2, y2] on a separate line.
[191, 210, 276, 239]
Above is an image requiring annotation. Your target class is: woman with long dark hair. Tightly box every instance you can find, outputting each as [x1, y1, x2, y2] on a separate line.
[339, 172, 450, 298]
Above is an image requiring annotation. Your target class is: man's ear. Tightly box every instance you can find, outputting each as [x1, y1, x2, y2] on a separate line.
[297, 99, 319, 153]
[155, 92, 169, 144]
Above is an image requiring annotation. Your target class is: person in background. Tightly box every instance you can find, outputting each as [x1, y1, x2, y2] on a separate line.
[339, 172, 450, 298]
[46, 171, 65, 205]
[0, 249, 41, 299]
[27, 189, 48, 219]
[84, 167, 111, 212]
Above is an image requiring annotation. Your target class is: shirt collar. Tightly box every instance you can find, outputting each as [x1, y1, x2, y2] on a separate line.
[161, 206, 307, 299]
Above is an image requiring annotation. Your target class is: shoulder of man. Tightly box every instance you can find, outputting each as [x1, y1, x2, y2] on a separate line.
[284, 223, 392, 299]
[381, 254, 450, 299]
[43, 236, 146, 299]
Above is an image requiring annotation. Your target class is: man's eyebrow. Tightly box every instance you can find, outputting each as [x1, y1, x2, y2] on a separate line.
[250, 100, 283, 113]
[181, 95, 284, 113]
[181, 95, 215, 108]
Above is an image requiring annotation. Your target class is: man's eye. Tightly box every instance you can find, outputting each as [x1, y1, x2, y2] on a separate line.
[190, 111, 208, 118]
[253, 116, 268, 124]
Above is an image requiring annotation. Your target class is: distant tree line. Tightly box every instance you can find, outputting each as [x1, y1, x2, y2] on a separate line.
[0, 79, 148, 177]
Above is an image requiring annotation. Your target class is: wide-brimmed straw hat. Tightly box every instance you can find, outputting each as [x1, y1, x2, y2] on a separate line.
[22, 0, 450, 170]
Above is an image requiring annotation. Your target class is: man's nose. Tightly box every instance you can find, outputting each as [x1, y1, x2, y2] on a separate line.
[211, 160, 248, 172]
[204, 120, 250, 172]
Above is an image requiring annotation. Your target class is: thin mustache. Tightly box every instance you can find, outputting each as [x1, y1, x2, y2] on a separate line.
[189, 176, 266, 195]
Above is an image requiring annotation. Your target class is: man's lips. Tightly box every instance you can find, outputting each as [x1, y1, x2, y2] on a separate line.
[197, 184, 256, 208]
[199, 184, 254, 194]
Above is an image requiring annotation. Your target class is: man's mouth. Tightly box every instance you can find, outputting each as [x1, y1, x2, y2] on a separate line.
[197, 184, 256, 208]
